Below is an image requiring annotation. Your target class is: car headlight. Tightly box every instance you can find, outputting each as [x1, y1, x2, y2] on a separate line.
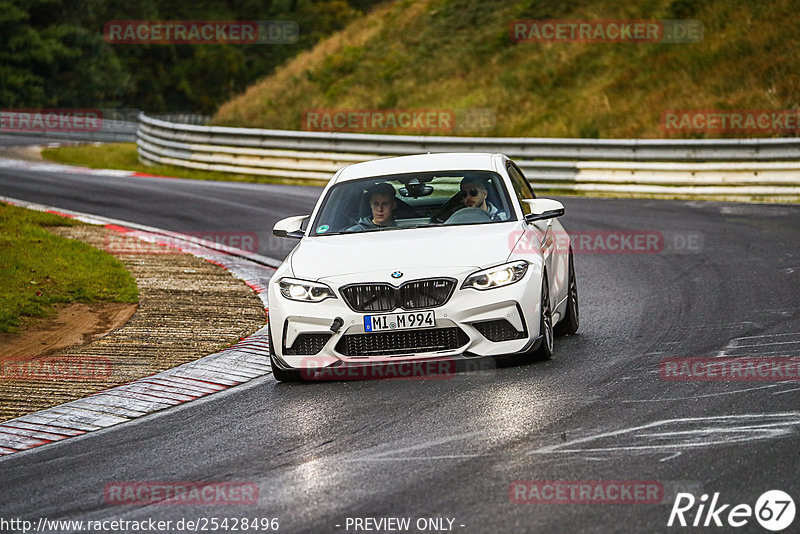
[461, 261, 528, 290]
[279, 277, 337, 302]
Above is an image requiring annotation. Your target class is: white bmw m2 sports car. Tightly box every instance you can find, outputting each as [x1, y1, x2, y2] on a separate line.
[268, 153, 578, 381]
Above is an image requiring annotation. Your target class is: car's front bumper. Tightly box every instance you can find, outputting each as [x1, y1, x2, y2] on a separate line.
[268, 264, 544, 371]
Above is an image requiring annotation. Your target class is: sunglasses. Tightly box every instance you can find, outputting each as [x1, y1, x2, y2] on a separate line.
[462, 188, 481, 197]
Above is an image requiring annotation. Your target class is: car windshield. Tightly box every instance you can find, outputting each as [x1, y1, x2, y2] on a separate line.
[310, 171, 515, 236]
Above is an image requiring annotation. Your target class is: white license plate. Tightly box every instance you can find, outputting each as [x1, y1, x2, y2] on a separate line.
[364, 310, 436, 332]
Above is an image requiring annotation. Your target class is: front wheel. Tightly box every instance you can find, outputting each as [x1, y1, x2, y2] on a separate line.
[555, 250, 579, 336]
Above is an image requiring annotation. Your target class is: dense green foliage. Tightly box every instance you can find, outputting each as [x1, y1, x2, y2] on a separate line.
[0, 0, 383, 113]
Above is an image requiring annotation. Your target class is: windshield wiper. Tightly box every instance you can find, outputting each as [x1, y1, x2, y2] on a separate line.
[314, 224, 442, 236]
[313, 227, 401, 236]
[405, 223, 442, 229]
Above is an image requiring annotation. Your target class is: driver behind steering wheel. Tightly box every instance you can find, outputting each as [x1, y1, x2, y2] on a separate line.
[460, 176, 504, 221]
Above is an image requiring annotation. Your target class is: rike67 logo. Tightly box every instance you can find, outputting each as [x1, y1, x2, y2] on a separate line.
[668, 490, 795, 531]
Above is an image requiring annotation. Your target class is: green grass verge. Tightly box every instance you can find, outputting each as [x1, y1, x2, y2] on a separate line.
[41, 143, 328, 187]
[0, 203, 138, 333]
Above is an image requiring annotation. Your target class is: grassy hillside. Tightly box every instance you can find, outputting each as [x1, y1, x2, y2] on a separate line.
[212, 0, 800, 138]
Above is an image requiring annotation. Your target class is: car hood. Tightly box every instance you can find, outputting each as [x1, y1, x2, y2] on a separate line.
[291, 223, 520, 280]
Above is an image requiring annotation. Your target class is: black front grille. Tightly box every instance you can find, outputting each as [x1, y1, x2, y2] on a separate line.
[284, 333, 331, 355]
[398, 279, 455, 310]
[340, 284, 395, 312]
[473, 319, 525, 342]
[335, 327, 469, 357]
[341, 278, 455, 312]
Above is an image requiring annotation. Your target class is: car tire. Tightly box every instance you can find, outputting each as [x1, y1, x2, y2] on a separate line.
[554, 250, 579, 336]
[268, 324, 303, 382]
[531, 274, 554, 361]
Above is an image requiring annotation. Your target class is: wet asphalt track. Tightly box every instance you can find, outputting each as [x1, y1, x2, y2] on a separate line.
[1, 135, 799, 533]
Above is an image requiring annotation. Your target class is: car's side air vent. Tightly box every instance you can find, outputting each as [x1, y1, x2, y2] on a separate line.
[284, 333, 331, 355]
[472, 319, 525, 342]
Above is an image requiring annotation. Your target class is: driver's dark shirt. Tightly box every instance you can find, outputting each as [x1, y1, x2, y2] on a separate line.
[344, 216, 397, 232]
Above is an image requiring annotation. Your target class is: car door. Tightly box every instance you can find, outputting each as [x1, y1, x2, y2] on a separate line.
[507, 162, 568, 307]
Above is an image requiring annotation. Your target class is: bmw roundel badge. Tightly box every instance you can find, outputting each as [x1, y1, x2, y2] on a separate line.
[391, 271, 403, 279]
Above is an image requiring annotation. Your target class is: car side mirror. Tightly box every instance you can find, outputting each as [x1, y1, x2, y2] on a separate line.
[273, 215, 309, 239]
[522, 199, 565, 223]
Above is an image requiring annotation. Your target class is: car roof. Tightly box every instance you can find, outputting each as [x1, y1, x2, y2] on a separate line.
[333, 153, 505, 183]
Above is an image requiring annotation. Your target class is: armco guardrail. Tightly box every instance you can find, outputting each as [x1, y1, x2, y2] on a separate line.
[0, 111, 208, 144]
[137, 113, 800, 201]
[1, 110, 138, 143]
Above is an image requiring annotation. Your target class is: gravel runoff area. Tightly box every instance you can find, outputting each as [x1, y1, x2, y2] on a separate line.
[0, 223, 266, 422]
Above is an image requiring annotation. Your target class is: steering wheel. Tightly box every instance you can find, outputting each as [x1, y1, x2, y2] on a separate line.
[443, 207, 493, 225]
[431, 191, 467, 223]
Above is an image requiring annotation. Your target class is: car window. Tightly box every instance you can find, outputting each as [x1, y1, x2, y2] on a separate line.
[507, 162, 538, 215]
[310, 171, 516, 236]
